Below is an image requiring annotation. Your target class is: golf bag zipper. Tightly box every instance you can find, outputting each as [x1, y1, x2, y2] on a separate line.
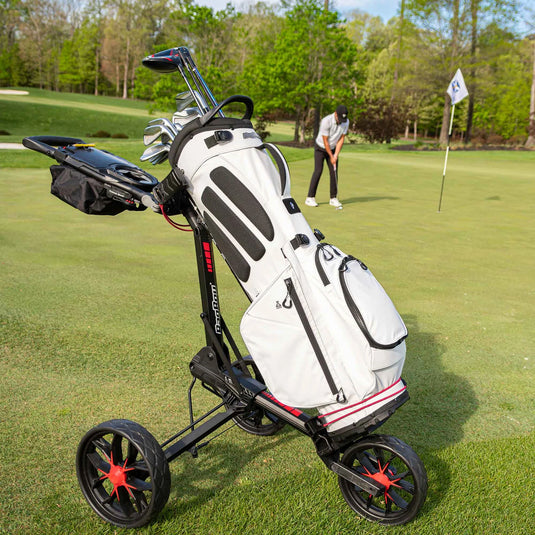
[315, 244, 341, 287]
[338, 256, 407, 350]
[284, 277, 344, 401]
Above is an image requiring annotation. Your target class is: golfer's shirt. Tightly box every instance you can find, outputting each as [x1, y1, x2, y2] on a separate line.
[316, 113, 349, 150]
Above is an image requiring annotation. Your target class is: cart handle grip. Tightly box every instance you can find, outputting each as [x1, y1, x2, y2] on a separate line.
[22, 136, 85, 162]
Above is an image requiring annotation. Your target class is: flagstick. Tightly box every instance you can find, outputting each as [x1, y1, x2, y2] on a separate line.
[438, 102, 455, 212]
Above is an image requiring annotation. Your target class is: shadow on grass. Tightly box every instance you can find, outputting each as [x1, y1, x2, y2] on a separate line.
[340, 196, 400, 205]
[384, 314, 478, 518]
[163, 424, 301, 519]
[160, 314, 477, 525]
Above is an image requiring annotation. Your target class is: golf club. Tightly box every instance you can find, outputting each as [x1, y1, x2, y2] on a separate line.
[143, 123, 176, 146]
[148, 117, 179, 136]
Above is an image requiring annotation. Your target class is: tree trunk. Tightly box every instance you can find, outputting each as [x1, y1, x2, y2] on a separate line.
[413, 118, 418, 141]
[122, 35, 130, 99]
[526, 39, 535, 148]
[313, 105, 320, 140]
[94, 47, 99, 96]
[465, 0, 479, 143]
[440, 98, 451, 145]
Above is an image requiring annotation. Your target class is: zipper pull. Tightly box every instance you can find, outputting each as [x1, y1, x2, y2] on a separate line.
[339, 255, 368, 271]
[328, 244, 342, 257]
[318, 243, 334, 261]
[339, 256, 352, 272]
[282, 279, 293, 309]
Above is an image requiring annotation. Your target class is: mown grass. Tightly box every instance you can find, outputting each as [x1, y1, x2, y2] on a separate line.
[1, 90, 534, 535]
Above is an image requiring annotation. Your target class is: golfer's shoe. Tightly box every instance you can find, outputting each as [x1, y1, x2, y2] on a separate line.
[329, 198, 343, 209]
[305, 197, 318, 207]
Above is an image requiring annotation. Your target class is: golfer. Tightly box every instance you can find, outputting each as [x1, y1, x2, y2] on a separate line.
[305, 104, 349, 209]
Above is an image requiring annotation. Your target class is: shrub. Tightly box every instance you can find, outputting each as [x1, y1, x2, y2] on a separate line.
[487, 133, 504, 145]
[90, 130, 111, 138]
[111, 133, 128, 139]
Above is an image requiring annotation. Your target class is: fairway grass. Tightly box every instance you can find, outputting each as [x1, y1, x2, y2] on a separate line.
[1, 95, 534, 534]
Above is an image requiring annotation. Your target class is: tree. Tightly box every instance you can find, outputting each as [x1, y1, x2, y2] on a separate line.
[406, 0, 472, 144]
[17, 0, 74, 90]
[244, 0, 358, 143]
[101, 0, 165, 98]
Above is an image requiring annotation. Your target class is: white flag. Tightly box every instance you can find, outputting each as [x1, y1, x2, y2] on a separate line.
[447, 69, 469, 104]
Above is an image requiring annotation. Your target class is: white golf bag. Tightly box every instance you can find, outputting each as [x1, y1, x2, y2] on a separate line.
[171, 118, 408, 434]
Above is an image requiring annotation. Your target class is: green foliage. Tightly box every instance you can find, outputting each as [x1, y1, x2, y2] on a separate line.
[0, 0, 532, 145]
[473, 37, 531, 139]
[58, 20, 99, 93]
[243, 0, 359, 142]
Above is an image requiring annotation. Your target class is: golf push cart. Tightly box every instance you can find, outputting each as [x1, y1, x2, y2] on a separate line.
[23, 47, 427, 529]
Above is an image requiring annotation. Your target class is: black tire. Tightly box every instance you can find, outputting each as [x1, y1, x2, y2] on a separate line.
[76, 419, 171, 528]
[338, 434, 427, 526]
[231, 357, 286, 436]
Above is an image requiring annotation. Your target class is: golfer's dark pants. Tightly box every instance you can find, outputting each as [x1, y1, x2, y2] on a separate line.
[307, 145, 338, 198]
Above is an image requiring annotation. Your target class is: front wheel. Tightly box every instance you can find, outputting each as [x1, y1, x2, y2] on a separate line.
[338, 434, 427, 526]
[76, 419, 171, 528]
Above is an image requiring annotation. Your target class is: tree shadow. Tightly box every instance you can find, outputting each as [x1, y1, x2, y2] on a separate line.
[381, 313, 478, 516]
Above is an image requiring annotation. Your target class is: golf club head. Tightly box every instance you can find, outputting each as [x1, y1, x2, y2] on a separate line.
[147, 143, 170, 165]
[149, 152, 169, 165]
[148, 117, 179, 136]
[140, 143, 167, 162]
[143, 123, 176, 146]
[172, 107, 201, 127]
[175, 90, 206, 112]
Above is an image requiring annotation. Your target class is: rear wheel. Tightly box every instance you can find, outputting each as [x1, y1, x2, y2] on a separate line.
[76, 419, 170, 528]
[338, 435, 427, 525]
[231, 357, 286, 436]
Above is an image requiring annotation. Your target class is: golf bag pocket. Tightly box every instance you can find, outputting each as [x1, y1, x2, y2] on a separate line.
[336, 254, 407, 353]
[240, 265, 343, 408]
[313, 244, 407, 373]
[282, 241, 407, 410]
[50, 165, 133, 215]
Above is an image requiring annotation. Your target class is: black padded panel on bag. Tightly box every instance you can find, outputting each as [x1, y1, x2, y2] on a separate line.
[209, 167, 275, 241]
[50, 165, 128, 215]
[201, 187, 266, 261]
[203, 212, 251, 283]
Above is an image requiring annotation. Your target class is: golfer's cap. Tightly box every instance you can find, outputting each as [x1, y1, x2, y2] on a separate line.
[336, 105, 348, 121]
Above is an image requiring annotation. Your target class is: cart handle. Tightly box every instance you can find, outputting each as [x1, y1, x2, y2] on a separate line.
[22, 136, 85, 162]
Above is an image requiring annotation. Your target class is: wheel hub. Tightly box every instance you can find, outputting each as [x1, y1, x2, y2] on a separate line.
[364, 460, 401, 502]
[98, 453, 136, 500]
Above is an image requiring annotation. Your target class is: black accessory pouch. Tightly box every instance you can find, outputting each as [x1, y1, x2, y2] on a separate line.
[50, 165, 143, 215]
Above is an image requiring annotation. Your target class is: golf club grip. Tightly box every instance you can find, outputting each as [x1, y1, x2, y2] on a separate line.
[153, 169, 185, 205]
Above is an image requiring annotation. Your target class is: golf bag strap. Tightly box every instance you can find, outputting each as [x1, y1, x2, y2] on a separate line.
[262, 143, 289, 196]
